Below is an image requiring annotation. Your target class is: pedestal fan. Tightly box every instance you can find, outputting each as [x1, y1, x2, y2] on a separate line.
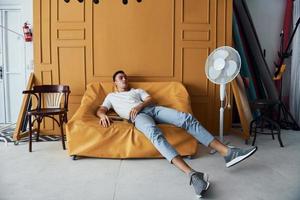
[205, 46, 241, 143]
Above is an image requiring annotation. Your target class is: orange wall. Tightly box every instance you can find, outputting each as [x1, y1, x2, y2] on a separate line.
[33, 0, 232, 135]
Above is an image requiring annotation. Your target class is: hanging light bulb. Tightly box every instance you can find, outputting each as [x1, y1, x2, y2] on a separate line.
[63, 0, 142, 5]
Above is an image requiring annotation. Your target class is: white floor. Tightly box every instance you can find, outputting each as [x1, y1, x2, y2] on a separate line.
[0, 130, 300, 200]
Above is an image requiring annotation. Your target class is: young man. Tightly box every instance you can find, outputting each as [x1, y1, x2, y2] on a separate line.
[97, 70, 257, 198]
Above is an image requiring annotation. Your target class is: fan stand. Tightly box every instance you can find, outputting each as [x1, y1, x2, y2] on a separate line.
[210, 84, 231, 154]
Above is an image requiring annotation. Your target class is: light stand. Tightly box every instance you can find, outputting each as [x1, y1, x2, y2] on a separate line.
[273, 17, 300, 130]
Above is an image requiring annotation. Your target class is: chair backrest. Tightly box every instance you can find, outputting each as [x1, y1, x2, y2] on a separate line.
[44, 93, 64, 108]
[33, 85, 70, 93]
[32, 85, 70, 109]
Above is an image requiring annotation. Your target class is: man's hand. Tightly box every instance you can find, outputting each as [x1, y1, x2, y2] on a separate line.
[99, 114, 112, 128]
[129, 96, 154, 122]
[97, 106, 112, 127]
[130, 104, 143, 122]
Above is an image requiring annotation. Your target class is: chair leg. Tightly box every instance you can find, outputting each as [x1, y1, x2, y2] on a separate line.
[271, 123, 275, 140]
[252, 122, 257, 146]
[260, 120, 264, 133]
[64, 114, 68, 123]
[249, 121, 253, 137]
[277, 129, 284, 147]
[248, 120, 254, 145]
[272, 119, 284, 147]
[36, 118, 41, 142]
[29, 115, 32, 152]
[59, 114, 66, 150]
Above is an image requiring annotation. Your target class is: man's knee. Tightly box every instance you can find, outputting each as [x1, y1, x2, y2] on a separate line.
[142, 124, 163, 143]
[177, 112, 195, 127]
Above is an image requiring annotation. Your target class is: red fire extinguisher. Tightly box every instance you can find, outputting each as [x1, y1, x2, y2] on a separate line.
[23, 22, 32, 42]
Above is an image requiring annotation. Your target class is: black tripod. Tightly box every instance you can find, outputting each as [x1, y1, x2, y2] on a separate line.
[274, 17, 300, 130]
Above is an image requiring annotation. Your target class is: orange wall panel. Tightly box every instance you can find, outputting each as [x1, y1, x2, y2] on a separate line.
[58, 47, 86, 95]
[93, 0, 174, 78]
[34, 0, 232, 135]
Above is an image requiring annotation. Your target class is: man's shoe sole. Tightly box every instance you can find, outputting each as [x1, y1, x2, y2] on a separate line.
[226, 147, 257, 168]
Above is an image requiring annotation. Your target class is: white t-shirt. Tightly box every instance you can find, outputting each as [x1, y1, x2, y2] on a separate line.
[101, 88, 150, 120]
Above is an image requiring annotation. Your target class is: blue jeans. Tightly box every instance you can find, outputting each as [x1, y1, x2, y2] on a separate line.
[133, 105, 215, 162]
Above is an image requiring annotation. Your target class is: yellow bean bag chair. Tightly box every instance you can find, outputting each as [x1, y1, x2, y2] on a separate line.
[66, 82, 198, 159]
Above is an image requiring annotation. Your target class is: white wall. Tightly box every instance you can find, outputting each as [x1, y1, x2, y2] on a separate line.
[0, 0, 34, 82]
[246, 0, 294, 100]
[246, 0, 286, 73]
[21, 0, 34, 82]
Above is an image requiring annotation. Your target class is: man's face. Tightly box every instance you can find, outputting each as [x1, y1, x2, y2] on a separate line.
[114, 72, 128, 91]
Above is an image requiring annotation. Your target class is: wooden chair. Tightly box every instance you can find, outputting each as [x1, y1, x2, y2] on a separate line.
[23, 85, 70, 152]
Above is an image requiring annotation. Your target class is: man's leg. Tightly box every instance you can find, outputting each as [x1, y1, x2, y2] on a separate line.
[172, 155, 210, 198]
[209, 139, 228, 156]
[134, 113, 195, 172]
[134, 113, 180, 163]
[167, 140, 235, 172]
[151, 106, 223, 152]
[152, 106, 257, 168]
[171, 155, 192, 174]
[135, 112, 209, 197]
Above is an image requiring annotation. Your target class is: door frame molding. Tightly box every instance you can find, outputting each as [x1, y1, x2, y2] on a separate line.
[0, 5, 21, 10]
[0, 5, 25, 123]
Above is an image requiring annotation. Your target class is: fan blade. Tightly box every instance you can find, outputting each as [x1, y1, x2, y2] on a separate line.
[213, 58, 226, 70]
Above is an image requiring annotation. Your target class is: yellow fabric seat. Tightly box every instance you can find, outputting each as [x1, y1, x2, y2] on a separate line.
[66, 82, 198, 159]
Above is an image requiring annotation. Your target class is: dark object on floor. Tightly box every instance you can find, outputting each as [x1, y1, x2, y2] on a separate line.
[249, 100, 283, 147]
[72, 155, 78, 160]
[23, 85, 70, 152]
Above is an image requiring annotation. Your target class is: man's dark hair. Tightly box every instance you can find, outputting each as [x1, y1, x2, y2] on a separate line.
[112, 70, 125, 81]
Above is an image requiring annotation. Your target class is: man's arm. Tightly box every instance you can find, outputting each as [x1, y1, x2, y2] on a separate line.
[97, 106, 112, 127]
[139, 96, 154, 109]
[130, 96, 154, 121]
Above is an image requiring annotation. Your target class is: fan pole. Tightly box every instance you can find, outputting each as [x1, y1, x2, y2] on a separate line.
[219, 84, 226, 142]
